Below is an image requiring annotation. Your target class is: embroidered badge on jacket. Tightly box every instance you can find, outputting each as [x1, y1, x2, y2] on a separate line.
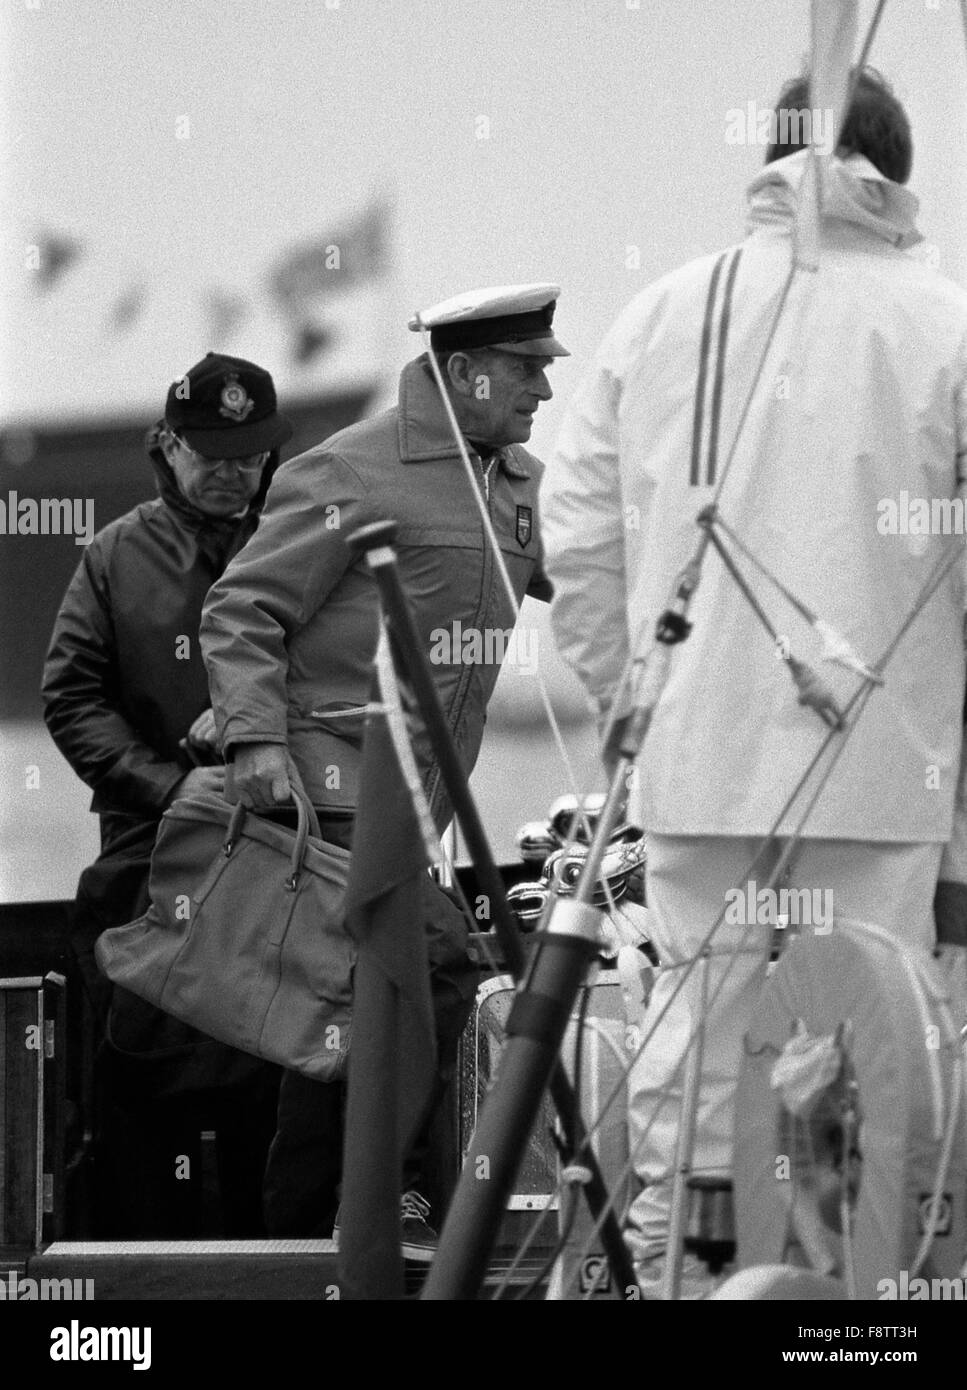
[516, 505, 533, 547]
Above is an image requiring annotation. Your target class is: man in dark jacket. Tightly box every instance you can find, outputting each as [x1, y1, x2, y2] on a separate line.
[42, 352, 292, 1238]
[201, 285, 567, 1254]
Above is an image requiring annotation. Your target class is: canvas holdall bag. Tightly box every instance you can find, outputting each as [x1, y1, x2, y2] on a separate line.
[95, 770, 354, 1081]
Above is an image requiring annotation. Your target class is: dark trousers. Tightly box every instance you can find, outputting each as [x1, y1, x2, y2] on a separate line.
[94, 1067, 280, 1239]
[72, 822, 281, 1239]
[262, 812, 477, 1237]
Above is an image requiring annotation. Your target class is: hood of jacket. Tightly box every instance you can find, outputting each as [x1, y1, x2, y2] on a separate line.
[745, 148, 923, 250]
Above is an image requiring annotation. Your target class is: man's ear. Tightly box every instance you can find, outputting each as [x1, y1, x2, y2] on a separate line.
[444, 352, 476, 398]
[159, 430, 179, 461]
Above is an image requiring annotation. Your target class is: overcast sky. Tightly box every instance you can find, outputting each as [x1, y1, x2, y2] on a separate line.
[2, 1, 966, 898]
[2, 0, 966, 458]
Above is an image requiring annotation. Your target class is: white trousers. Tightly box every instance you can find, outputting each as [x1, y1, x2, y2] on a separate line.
[624, 834, 943, 1263]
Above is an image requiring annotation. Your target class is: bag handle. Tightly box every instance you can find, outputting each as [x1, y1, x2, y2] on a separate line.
[284, 757, 323, 889]
[222, 754, 324, 891]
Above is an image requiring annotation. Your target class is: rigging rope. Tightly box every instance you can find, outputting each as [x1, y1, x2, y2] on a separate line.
[557, 541, 965, 1296]
[506, 541, 962, 1297]
[408, 0, 967, 1301]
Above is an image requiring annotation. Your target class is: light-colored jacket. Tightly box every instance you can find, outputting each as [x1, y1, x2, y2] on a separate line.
[201, 356, 551, 825]
[543, 152, 967, 841]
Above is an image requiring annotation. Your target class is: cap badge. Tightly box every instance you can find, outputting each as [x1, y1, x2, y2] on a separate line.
[218, 375, 255, 422]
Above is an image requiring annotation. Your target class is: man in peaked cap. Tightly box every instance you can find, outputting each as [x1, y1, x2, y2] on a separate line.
[43, 352, 292, 1240]
[201, 284, 566, 1253]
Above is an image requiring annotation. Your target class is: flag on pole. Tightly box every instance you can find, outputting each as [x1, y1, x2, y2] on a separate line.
[338, 627, 440, 1300]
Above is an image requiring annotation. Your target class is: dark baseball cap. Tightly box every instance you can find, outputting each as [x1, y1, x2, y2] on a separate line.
[164, 352, 294, 456]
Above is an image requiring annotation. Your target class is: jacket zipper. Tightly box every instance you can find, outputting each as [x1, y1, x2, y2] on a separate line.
[428, 453, 497, 810]
[482, 455, 498, 506]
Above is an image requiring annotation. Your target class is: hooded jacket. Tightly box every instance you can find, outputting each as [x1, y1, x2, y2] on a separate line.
[543, 152, 967, 842]
[42, 426, 280, 852]
[201, 355, 552, 825]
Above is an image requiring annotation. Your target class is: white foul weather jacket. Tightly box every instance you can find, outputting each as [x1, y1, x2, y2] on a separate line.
[543, 152, 967, 842]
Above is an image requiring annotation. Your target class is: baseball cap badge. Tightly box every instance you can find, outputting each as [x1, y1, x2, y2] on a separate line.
[218, 374, 255, 422]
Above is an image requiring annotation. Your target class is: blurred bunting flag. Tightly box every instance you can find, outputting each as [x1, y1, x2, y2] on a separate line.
[30, 229, 83, 293]
[104, 281, 148, 334]
[268, 199, 391, 370]
[201, 288, 252, 348]
[270, 200, 389, 304]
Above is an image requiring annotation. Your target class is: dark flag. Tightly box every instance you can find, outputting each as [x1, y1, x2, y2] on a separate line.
[30, 229, 83, 293]
[267, 200, 391, 371]
[104, 281, 148, 333]
[292, 321, 334, 366]
[200, 288, 251, 348]
[269, 201, 389, 305]
[338, 642, 438, 1300]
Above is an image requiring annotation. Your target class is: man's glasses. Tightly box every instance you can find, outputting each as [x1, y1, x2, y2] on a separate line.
[174, 436, 270, 474]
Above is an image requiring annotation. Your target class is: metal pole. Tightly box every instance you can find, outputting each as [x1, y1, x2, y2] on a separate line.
[661, 948, 710, 1301]
[424, 900, 603, 1299]
[339, 953, 405, 1300]
[436, 823, 456, 888]
[347, 521, 638, 1299]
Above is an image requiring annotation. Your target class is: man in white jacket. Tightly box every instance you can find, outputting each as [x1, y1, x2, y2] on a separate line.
[542, 69, 967, 1289]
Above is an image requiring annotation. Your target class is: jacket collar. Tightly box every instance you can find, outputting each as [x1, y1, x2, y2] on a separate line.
[396, 355, 531, 478]
[745, 149, 922, 250]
